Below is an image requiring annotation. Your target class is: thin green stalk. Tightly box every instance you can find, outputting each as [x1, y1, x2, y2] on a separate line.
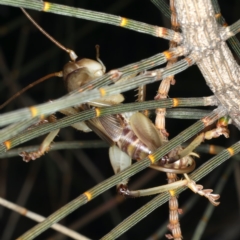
[0, 54, 194, 127]
[78, 46, 185, 91]
[166, 108, 211, 119]
[151, 0, 171, 18]
[228, 20, 240, 38]
[0, 117, 39, 143]
[4, 1, 137, 84]
[0, 0, 182, 42]
[0, 97, 211, 152]
[151, 0, 240, 60]
[211, 0, 240, 59]
[17, 108, 224, 239]
[0, 47, 189, 126]
[147, 164, 223, 240]
[101, 141, 240, 239]
[0, 140, 107, 158]
[0, 107, 212, 158]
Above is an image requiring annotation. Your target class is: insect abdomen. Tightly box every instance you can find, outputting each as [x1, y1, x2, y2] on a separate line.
[117, 127, 151, 160]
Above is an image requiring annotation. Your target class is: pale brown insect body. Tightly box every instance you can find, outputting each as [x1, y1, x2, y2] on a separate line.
[15, 7, 196, 198]
[63, 57, 194, 194]
[63, 58, 105, 93]
[116, 119, 151, 160]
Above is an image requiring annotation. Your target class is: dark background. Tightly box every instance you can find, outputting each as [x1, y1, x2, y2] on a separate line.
[0, 0, 240, 239]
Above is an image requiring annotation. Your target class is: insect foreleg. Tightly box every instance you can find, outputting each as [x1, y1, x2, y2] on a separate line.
[19, 115, 60, 162]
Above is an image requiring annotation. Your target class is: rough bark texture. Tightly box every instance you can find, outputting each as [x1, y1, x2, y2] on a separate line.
[175, 0, 240, 128]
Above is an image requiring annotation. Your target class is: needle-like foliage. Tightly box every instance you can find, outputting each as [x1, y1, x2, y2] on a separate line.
[0, 1, 240, 239]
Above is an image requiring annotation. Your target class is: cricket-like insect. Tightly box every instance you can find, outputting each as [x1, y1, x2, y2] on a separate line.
[2, 2, 236, 239]
[63, 56, 198, 194]
[10, 8, 198, 197]
[1, 8, 223, 212]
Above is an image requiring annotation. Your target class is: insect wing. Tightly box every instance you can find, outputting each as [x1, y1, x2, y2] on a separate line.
[129, 112, 162, 151]
[109, 145, 132, 174]
[98, 114, 124, 142]
[86, 113, 124, 145]
[109, 145, 131, 187]
[86, 118, 115, 146]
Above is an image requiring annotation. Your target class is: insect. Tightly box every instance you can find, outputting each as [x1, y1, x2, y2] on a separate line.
[15, 9, 197, 198]
[0, 0, 239, 239]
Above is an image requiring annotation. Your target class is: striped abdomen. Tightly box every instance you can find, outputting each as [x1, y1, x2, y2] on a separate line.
[116, 126, 151, 160]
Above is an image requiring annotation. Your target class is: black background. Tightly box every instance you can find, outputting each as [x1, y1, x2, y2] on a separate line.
[0, 0, 240, 239]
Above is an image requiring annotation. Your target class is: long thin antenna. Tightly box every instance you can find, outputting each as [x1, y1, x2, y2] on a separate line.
[95, 45, 106, 73]
[20, 8, 78, 61]
[0, 72, 63, 110]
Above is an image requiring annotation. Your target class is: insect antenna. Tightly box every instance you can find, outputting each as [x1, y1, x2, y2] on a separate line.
[95, 45, 106, 72]
[0, 71, 63, 110]
[20, 8, 78, 61]
[0, 8, 81, 110]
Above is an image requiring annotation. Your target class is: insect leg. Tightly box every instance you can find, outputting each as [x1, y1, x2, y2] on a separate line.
[19, 115, 60, 162]
[153, 1, 184, 238]
[19, 106, 95, 162]
[183, 173, 220, 206]
[169, 116, 230, 163]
